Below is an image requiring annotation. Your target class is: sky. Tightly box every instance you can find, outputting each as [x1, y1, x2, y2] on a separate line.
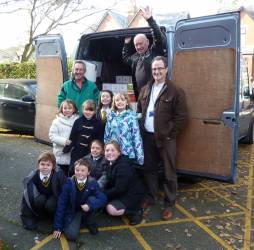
[0, 0, 252, 57]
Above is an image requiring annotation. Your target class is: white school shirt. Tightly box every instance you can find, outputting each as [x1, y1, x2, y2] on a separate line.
[144, 82, 165, 133]
[40, 172, 51, 181]
[77, 178, 87, 185]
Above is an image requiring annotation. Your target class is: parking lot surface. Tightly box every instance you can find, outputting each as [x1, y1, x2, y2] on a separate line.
[0, 131, 253, 250]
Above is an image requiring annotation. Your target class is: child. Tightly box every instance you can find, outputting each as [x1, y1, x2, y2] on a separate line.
[84, 140, 107, 188]
[96, 90, 113, 128]
[53, 158, 107, 241]
[103, 141, 144, 225]
[63, 100, 102, 175]
[20, 151, 66, 230]
[104, 92, 144, 165]
[49, 99, 79, 176]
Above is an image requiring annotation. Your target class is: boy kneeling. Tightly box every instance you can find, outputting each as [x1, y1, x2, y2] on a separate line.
[53, 158, 107, 241]
[20, 151, 66, 230]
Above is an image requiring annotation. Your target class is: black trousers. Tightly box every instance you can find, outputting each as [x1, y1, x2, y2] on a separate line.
[34, 194, 57, 217]
[143, 132, 177, 207]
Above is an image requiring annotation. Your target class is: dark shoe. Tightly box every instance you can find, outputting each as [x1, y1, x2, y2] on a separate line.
[140, 199, 155, 209]
[128, 210, 143, 225]
[87, 225, 98, 235]
[162, 207, 173, 220]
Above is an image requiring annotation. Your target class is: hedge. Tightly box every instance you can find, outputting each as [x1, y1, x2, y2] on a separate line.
[0, 60, 73, 79]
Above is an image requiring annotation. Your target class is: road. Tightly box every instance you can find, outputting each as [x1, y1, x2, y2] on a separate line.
[0, 132, 253, 250]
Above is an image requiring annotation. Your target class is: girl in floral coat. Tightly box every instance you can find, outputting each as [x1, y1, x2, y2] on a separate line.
[104, 93, 144, 165]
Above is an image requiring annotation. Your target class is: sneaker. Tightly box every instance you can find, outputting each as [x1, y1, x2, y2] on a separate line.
[128, 210, 143, 225]
[87, 225, 99, 235]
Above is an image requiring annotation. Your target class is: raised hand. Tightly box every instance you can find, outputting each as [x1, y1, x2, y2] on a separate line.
[141, 6, 152, 20]
[124, 37, 132, 44]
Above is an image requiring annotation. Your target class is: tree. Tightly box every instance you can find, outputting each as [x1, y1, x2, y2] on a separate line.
[0, 0, 118, 62]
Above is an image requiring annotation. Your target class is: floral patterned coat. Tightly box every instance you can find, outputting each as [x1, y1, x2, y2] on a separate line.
[104, 109, 144, 165]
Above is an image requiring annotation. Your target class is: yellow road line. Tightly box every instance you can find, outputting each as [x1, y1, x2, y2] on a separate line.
[30, 235, 53, 250]
[122, 217, 152, 250]
[199, 182, 247, 212]
[80, 224, 130, 233]
[243, 146, 254, 250]
[0, 133, 33, 138]
[60, 235, 70, 250]
[176, 204, 234, 250]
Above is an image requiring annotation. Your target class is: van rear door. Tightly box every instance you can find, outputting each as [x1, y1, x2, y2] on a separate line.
[34, 34, 68, 143]
[173, 12, 240, 182]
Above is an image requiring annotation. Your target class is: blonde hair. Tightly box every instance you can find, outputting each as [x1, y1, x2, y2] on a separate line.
[37, 151, 56, 169]
[74, 158, 91, 172]
[82, 99, 96, 111]
[105, 140, 121, 154]
[111, 93, 131, 112]
[58, 99, 78, 115]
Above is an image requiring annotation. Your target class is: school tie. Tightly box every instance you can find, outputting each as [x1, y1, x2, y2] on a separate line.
[77, 182, 85, 190]
[42, 176, 48, 184]
[101, 110, 107, 123]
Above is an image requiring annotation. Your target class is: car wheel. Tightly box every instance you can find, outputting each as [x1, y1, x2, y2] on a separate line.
[240, 119, 254, 144]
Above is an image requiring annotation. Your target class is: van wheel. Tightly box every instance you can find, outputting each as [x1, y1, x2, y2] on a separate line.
[240, 121, 254, 144]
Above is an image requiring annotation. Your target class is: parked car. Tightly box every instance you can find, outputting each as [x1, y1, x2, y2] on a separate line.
[238, 60, 254, 144]
[0, 79, 36, 133]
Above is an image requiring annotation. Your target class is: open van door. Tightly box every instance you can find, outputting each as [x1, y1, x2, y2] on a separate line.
[173, 12, 240, 182]
[34, 34, 68, 143]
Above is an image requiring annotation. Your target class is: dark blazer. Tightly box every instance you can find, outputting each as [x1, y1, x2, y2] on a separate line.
[54, 176, 107, 231]
[20, 169, 66, 220]
[84, 154, 106, 180]
[104, 155, 144, 210]
[138, 79, 188, 147]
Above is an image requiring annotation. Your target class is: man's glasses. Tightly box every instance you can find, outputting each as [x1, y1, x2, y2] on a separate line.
[152, 67, 165, 71]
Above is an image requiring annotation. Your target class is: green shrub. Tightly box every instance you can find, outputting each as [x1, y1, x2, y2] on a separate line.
[0, 62, 36, 79]
[0, 59, 73, 79]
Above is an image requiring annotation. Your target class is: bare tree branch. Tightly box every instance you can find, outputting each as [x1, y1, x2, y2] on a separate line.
[1, 0, 121, 62]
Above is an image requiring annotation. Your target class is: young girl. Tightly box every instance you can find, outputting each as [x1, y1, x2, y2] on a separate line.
[53, 158, 107, 241]
[97, 90, 113, 124]
[49, 99, 79, 176]
[84, 140, 107, 188]
[104, 92, 144, 165]
[20, 151, 66, 230]
[103, 141, 144, 225]
[63, 100, 102, 175]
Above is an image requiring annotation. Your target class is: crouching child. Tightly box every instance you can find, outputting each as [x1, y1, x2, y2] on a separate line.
[20, 151, 66, 230]
[53, 158, 107, 241]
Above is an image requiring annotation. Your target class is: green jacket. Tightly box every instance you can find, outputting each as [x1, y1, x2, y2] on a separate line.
[57, 79, 99, 115]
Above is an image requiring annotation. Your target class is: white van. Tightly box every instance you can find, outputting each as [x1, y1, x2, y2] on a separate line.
[34, 11, 253, 183]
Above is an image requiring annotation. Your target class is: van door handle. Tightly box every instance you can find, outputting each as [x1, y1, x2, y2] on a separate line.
[203, 119, 221, 125]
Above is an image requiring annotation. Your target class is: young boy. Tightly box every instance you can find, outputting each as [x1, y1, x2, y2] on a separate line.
[20, 151, 66, 230]
[53, 158, 107, 241]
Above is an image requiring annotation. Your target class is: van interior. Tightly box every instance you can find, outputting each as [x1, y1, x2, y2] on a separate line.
[76, 33, 156, 89]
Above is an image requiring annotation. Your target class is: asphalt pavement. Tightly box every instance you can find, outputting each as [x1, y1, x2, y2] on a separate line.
[0, 131, 253, 250]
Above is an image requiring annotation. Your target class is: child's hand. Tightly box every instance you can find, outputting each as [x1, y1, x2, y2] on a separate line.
[65, 139, 71, 145]
[53, 230, 61, 239]
[124, 37, 132, 44]
[81, 204, 90, 212]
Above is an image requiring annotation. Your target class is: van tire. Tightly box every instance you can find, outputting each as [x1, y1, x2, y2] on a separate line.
[240, 120, 254, 144]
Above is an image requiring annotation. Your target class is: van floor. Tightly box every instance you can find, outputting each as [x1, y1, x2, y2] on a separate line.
[0, 132, 253, 250]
